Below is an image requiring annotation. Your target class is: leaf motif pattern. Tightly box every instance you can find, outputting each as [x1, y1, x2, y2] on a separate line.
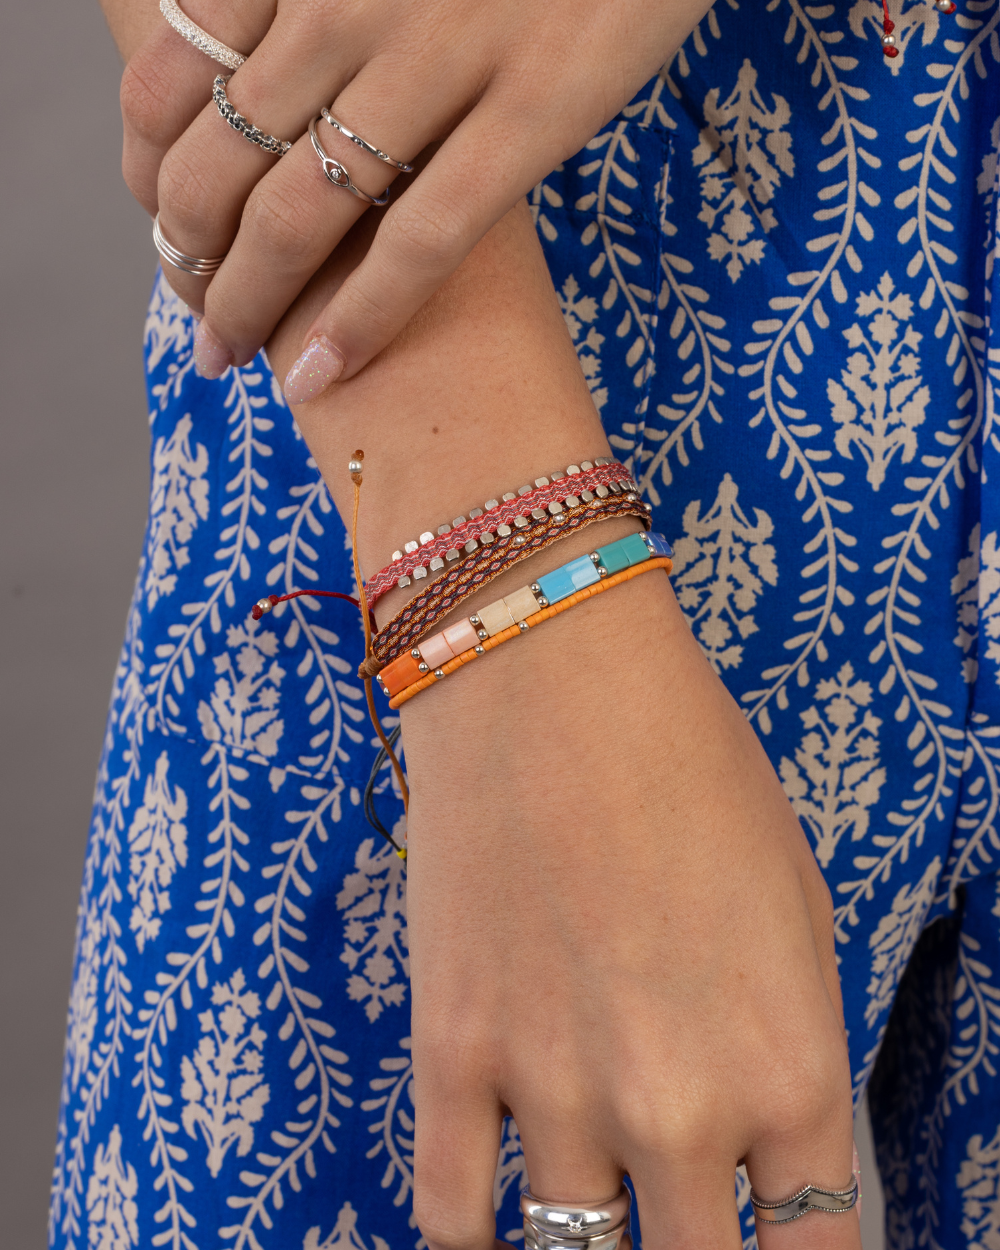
[51, 7, 1000, 1249]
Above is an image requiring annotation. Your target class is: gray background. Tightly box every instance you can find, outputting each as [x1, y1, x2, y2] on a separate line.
[0, 2, 885, 1245]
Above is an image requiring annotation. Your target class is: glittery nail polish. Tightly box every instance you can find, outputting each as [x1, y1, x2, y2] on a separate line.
[193, 318, 232, 379]
[283, 335, 345, 404]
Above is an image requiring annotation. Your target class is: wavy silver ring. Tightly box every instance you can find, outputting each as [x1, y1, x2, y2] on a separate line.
[152, 213, 225, 277]
[308, 117, 390, 206]
[212, 77, 294, 156]
[159, 0, 246, 70]
[750, 1177, 859, 1224]
[320, 109, 414, 172]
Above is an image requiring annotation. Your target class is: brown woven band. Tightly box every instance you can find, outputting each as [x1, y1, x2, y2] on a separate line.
[360, 493, 650, 676]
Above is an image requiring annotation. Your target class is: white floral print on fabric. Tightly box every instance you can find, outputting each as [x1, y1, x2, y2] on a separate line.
[51, 5, 1000, 1249]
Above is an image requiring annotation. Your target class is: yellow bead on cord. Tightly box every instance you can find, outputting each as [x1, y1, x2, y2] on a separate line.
[388, 556, 672, 709]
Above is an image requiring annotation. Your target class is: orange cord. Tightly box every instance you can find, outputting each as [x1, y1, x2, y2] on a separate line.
[350, 452, 409, 855]
[387, 556, 673, 709]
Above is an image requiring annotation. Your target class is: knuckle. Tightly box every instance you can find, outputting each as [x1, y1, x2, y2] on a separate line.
[157, 150, 220, 238]
[411, 1206, 492, 1250]
[119, 53, 176, 149]
[242, 185, 319, 267]
[382, 195, 468, 273]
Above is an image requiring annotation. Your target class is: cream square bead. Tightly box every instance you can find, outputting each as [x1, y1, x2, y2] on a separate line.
[503, 585, 542, 623]
[477, 599, 517, 637]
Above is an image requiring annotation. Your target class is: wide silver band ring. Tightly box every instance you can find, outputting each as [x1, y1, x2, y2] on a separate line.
[750, 1177, 859, 1224]
[152, 213, 225, 277]
[159, 0, 246, 70]
[308, 117, 390, 205]
[320, 109, 414, 172]
[522, 1188, 630, 1250]
[213, 76, 293, 157]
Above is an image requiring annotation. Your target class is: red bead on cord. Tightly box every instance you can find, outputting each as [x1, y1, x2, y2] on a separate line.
[881, 0, 956, 58]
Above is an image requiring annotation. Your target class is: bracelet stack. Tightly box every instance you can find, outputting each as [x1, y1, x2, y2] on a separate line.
[377, 531, 673, 708]
[361, 488, 651, 675]
[366, 457, 640, 608]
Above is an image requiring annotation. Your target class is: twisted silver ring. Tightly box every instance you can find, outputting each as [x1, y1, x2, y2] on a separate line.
[213, 76, 293, 157]
[159, 0, 246, 70]
[308, 117, 390, 205]
[750, 1177, 859, 1224]
[320, 109, 414, 172]
[521, 1188, 631, 1250]
[152, 213, 225, 277]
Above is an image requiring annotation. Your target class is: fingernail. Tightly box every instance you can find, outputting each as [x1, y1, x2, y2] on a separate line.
[283, 335, 345, 404]
[193, 319, 232, 379]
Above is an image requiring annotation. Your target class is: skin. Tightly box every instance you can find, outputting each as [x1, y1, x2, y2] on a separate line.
[99, 4, 863, 1248]
[114, 0, 713, 382]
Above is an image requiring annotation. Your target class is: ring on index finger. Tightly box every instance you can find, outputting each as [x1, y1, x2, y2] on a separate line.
[308, 117, 391, 206]
[320, 109, 414, 172]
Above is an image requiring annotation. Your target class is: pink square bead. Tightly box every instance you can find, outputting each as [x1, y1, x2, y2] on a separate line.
[419, 631, 455, 669]
[442, 618, 480, 656]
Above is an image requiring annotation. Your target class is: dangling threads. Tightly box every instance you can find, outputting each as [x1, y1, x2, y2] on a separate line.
[349, 451, 409, 859]
[249, 451, 409, 862]
[880, 0, 956, 58]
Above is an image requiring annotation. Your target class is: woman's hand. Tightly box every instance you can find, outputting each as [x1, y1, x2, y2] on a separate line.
[398, 574, 860, 1250]
[116, 0, 711, 391]
[258, 203, 862, 1250]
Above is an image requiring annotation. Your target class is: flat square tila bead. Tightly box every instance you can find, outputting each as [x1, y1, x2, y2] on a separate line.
[380, 652, 424, 697]
[537, 555, 600, 605]
[503, 585, 542, 623]
[477, 599, 517, 637]
[419, 632, 455, 669]
[442, 618, 480, 655]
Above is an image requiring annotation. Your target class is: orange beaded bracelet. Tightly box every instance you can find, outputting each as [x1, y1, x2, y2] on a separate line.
[385, 556, 672, 709]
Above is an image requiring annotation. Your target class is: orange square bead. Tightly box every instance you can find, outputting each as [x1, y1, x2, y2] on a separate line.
[380, 652, 424, 697]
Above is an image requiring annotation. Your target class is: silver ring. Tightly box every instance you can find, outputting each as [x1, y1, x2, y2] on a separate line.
[521, 1188, 630, 1250]
[320, 109, 414, 172]
[750, 1177, 859, 1224]
[213, 76, 293, 157]
[152, 213, 225, 277]
[159, 0, 246, 71]
[308, 117, 390, 205]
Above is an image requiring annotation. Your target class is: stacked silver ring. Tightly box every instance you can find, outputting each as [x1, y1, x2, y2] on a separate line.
[152, 213, 225, 277]
[521, 1188, 631, 1250]
[308, 117, 391, 205]
[750, 1177, 859, 1224]
[320, 109, 413, 172]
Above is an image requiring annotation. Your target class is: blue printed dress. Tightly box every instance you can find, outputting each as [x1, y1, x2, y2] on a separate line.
[50, 4, 1000, 1247]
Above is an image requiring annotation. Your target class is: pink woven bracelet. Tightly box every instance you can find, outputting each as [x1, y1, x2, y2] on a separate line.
[365, 458, 635, 608]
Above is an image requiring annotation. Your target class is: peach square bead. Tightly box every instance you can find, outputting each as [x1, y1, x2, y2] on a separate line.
[380, 653, 423, 698]
[442, 618, 480, 656]
[418, 632, 456, 669]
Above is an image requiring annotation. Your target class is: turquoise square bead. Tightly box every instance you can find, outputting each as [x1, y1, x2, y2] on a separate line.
[538, 555, 600, 604]
[620, 532, 652, 566]
[595, 539, 631, 575]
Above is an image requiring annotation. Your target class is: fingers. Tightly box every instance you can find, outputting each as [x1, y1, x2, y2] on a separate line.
[743, 1050, 861, 1250]
[201, 57, 459, 372]
[410, 1039, 506, 1250]
[288, 103, 535, 392]
[120, 3, 274, 215]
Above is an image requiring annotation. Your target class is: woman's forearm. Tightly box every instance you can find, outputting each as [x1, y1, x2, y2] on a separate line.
[266, 201, 633, 628]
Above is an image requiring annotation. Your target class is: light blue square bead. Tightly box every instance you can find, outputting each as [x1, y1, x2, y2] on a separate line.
[538, 555, 600, 604]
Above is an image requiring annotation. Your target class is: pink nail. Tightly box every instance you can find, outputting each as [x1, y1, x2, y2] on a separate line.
[283, 335, 345, 404]
[193, 319, 232, 379]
